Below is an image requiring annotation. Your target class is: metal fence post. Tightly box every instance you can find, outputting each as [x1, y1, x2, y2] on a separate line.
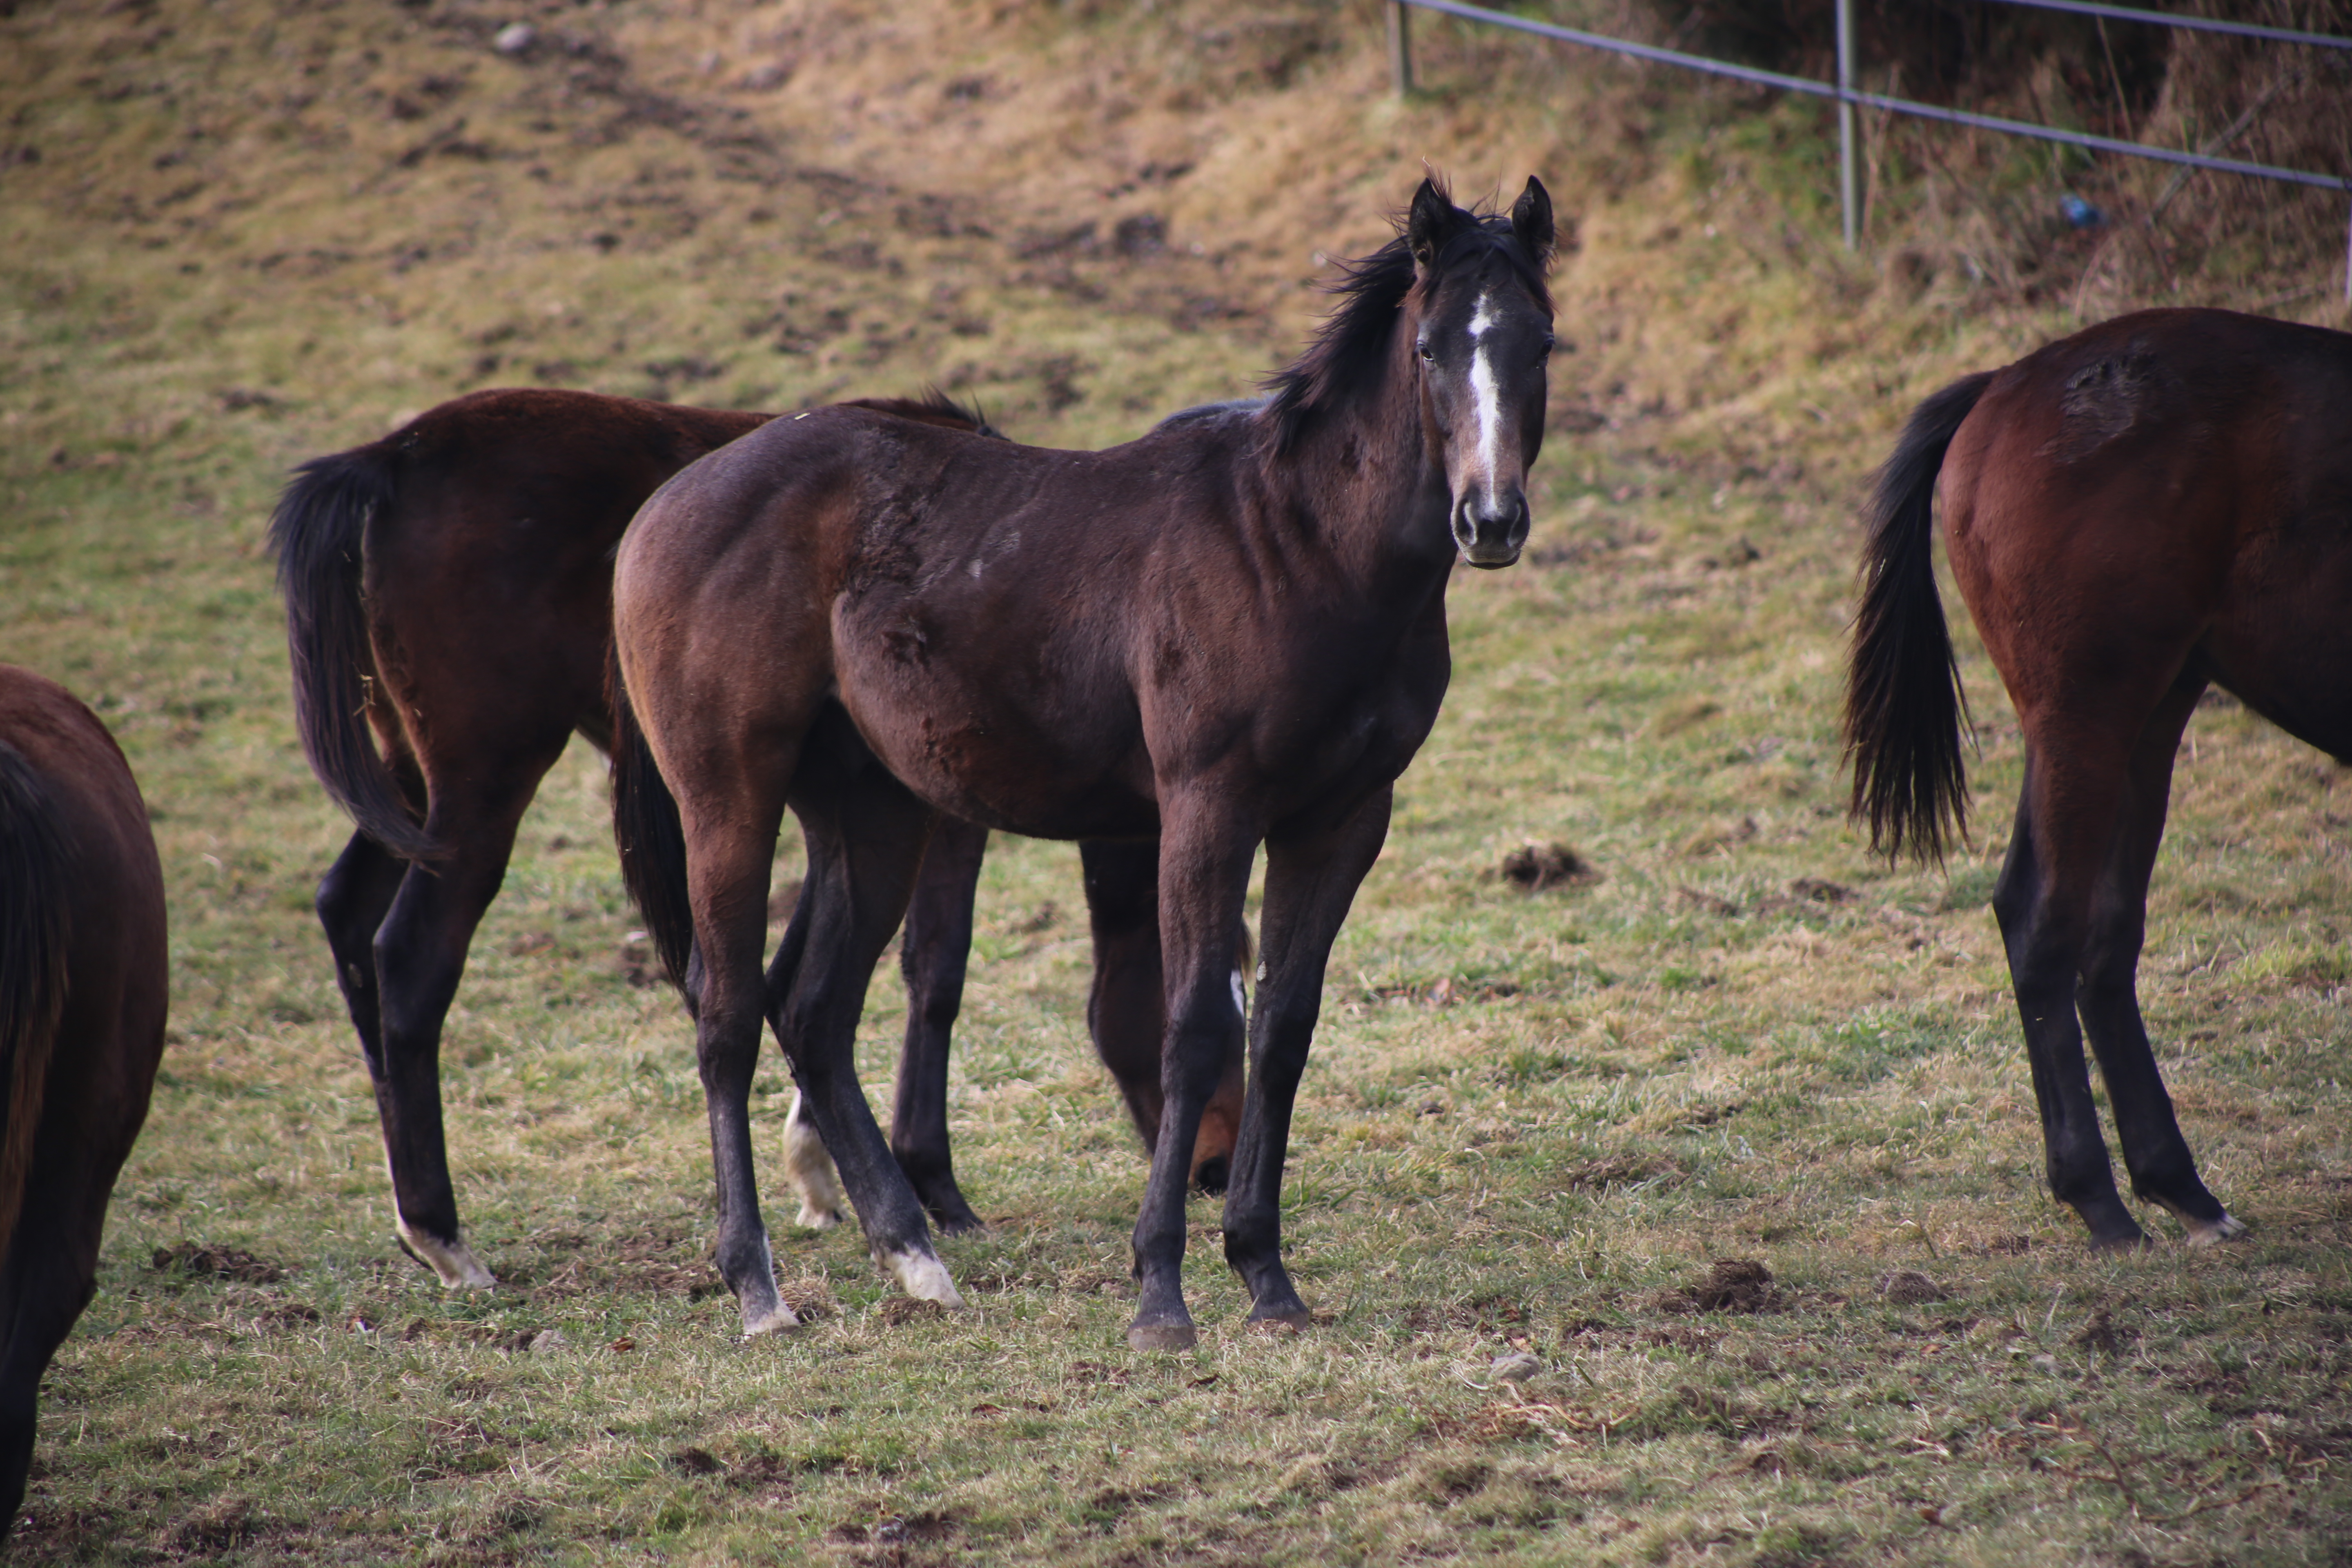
[1837, 0, 1859, 249]
[1390, 0, 1414, 96]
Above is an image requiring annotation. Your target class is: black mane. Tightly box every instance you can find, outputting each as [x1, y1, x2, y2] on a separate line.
[1258, 207, 1553, 456]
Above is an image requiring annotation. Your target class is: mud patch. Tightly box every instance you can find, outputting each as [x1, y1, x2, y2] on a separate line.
[1654, 1259, 1782, 1315]
[150, 1243, 290, 1283]
[1501, 841, 1599, 890]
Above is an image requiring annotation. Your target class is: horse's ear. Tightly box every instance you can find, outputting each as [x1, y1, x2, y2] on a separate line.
[1406, 177, 1466, 275]
[1510, 176, 1557, 269]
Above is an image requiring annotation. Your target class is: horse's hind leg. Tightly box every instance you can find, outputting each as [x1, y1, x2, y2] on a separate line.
[1221, 789, 1391, 1330]
[886, 815, 991, 1233]
[368, 764, 559, 1288]
[1992, 741, 2147, 1248]
[316, 792, 417, 1055]
[0, 1078, 132, 1533]
[2078, 673, 2243, 1243]
[1082, 838, 1173, 1152]
[772, 735, 959, 1305]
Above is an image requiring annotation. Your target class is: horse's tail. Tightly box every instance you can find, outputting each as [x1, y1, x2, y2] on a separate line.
[0, 743, 71, 1265]
[608, 646, 695, 992]
[1844, 370, 1995, 864]
[268, 445, 434, 860]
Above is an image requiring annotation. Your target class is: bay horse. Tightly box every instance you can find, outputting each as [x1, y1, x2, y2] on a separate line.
[612, 176, 1558, 1344]
[1846, 307, 2352, 1249]
[270, 389, 1238, 1290]
[0, 665, 169, 1535]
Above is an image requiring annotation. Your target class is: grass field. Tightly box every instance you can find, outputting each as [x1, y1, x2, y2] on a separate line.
[4, 0, 2350, 1561]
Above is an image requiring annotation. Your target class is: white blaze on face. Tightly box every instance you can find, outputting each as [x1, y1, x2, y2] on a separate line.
[1466, 288, 1504, 494]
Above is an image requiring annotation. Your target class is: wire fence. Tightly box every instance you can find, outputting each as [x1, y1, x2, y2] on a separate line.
[1385, 0, 2352, 298]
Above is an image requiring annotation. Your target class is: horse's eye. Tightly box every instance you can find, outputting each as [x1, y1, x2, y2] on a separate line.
[1417, 341, 1435, 362]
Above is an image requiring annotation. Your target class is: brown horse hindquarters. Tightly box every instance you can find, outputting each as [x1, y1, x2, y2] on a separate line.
[1856, 308, 2352, 1250]
[0, 666, 167, 1536]
[286, 391, 769, 1289]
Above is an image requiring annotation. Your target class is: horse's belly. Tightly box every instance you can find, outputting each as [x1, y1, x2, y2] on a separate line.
[836, 673, 1156, 840]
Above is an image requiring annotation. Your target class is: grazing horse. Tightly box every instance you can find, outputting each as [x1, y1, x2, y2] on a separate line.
[270, 389, 1238, 1287]
[0, 666, 168, 1535]
[1846, 307, 2352, 1249]
[612, 176, 1558, 1344]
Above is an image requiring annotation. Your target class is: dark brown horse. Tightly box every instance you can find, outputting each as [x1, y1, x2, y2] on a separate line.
[1847, 307, 2352, 1249]
[0, 665, 169, 1535]
[612, 176, 1558, 1344]
[270, 389, 1238, 1287]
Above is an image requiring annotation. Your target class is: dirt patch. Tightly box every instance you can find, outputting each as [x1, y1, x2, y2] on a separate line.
[1501, 841, 1599, 890]
[1654, 1259, 1782, 1315]
[2070, 1308, 2135, 1354]
[1876, 1270, 1951, 1305]
[879, 1297, 948, 1327]
[149, 1243, 290, 1283]
[1559, 1152, 1677, 1189]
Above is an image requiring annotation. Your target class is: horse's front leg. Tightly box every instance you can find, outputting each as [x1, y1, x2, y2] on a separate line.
[1127, 801, 1258, 1352]
[1223, 788, 1391, 1329]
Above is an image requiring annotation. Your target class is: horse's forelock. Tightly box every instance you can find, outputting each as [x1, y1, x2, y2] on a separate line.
[1261, 209, 1550, 455]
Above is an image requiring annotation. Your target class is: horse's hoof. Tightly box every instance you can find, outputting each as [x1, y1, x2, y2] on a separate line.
[1250, 1313, 1309, 1337]
[1192, 1156, 1231, 1196]
[2185, 1210, 2248, 1246]
[1127, 1321, 1199, 1352]
[794, 1203, 846, 1232]
[882, 1247, 965, 1308]
[741, 1300, 802, 1337]
[397, 1218, 497, 1290]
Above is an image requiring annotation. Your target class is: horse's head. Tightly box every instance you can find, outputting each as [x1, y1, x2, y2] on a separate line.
[1405, 176, 1557, 569]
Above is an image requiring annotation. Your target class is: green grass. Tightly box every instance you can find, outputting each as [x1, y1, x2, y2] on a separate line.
[5, 0, 2351, 1561]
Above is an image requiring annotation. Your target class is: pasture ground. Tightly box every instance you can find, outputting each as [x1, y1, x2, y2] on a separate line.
[4, 1, 2350, 1561]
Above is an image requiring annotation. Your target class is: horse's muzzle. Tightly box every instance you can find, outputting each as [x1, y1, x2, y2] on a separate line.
[1453, 490, 1529, 569]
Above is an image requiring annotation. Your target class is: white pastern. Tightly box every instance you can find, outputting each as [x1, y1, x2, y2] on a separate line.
[783, 1089, 849, 1230]
[396, 1212, 497, 1290]
[741, 1235, 802, 1336]
[1466, 290, 1503, 494]
[2184, 1210, 2249, 1246]
[882, 1246, 965, 1307]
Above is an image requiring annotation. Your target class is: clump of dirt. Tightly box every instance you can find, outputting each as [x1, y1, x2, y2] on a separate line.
[1559, 1152, 1676, 1190]
[1876, 1270, 1950, 1305]
[2070, 1308, 2132, 1354]
[1654, 1258, 1782, 1314]
[880, 1297, 949, 1327]
[1501, 842, 1599, 890]
[149, 1243, 289, 1283]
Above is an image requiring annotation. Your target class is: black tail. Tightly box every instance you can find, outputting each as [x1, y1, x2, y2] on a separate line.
[1844, 370, 1995, 864]
[0, 744, 70, 1265]
[268, 447, 434, 860]
[608, 647, 695, 992]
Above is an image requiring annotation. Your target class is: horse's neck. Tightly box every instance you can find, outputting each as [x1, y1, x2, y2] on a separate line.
[1272, 354, 1455, 600]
